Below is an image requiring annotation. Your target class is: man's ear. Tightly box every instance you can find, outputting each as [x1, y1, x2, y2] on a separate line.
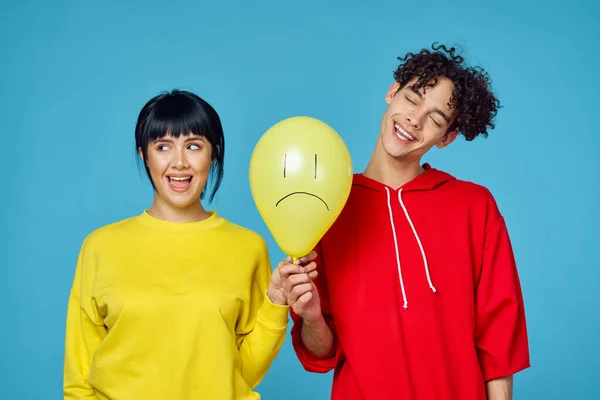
[385, 82, 401, 105]
[436, 130, 458, 148]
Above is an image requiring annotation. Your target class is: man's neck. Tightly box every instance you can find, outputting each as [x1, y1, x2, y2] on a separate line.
[363, 146, 425, 189]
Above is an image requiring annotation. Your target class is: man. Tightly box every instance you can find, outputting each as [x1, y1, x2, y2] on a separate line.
[280, 43, 530, 399]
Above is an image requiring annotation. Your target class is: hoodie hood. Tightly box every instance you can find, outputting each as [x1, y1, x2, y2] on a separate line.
[351, 163, 455, 309]
[352, 163, 456, 193]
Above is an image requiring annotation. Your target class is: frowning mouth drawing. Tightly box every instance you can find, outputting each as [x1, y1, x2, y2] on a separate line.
[275, 192, 329, 211]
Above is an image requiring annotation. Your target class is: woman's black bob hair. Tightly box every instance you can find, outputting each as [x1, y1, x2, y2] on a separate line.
[134, 89, 224, 202]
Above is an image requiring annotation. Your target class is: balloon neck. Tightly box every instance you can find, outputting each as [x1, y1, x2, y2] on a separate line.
[292, 256, 299, 263]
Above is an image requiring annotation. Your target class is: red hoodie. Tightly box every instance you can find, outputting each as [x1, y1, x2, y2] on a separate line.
[290, 164, 530, 400]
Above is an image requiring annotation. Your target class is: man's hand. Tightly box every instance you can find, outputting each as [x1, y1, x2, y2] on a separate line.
[278, 251, 334, 357]
[267, 252, 318, 307]
[278, 252, 322, 322]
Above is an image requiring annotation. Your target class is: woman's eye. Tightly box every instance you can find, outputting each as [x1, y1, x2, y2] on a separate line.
[188, 144, 200, 150]
[157, 145, 169, 151]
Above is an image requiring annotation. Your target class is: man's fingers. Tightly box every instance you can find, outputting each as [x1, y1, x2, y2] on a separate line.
[302, 261, 317, 273]
[291, 291, 314, 311]
[288, 282, 313, 304]
[282, 272, 315, 295]
[299, 251, 317, 264]
[279, 261, 317, 278]
[278, 263, 304, 280]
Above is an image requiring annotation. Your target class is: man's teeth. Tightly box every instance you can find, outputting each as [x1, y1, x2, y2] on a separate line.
[394, 123, 415, 141]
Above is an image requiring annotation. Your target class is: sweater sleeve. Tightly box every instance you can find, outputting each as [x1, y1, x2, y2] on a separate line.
[236, 238, 289, 389]
[475, 215, 530, 381]
[64, 239, 107, 399]
[290, 242, 341, 373]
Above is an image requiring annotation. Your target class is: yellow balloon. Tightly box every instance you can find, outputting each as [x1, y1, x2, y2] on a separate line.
[249, 116, 353, 259]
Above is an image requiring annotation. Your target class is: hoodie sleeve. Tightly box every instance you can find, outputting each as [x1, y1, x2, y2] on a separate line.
[290, 242, 341, 373]
[475, 211, 530, 381]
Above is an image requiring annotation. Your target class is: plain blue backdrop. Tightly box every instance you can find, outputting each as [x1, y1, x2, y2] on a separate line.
[1, 0, 599, 398]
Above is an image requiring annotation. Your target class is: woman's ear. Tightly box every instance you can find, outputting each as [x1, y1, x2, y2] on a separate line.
[138, 147, 147, 166]
[212, 145, 219, 164]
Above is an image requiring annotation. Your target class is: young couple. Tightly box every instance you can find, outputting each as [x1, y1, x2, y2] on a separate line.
[64, 43, 529, 400]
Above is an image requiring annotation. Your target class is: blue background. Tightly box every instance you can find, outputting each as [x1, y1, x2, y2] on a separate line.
[1, 0, 599, 398]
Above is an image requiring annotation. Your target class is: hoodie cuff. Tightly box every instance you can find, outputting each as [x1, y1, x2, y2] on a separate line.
[257, 290, 290, 330]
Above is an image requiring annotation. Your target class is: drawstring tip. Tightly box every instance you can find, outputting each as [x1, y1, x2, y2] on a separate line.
[430, 286, 437, 293]
[403, 302, 408, 309]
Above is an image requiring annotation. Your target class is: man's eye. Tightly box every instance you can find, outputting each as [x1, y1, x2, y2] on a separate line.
[430, 117, 441, 127]
[405, 96, 417, 105]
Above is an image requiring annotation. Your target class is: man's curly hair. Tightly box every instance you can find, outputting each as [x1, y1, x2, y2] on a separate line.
[393, 43, 501, 141]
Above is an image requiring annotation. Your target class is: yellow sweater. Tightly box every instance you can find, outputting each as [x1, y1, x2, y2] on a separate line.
[64, 211, 289, 400]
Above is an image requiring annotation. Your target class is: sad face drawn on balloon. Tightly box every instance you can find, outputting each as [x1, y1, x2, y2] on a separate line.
[249, 116, 352, 257]
[275, 152, 329, 211]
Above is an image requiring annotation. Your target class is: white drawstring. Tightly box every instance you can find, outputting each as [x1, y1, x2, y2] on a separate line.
[385, 187, 408, 309]
[385, 187, 437, 310]
[398, 189, 436, 293]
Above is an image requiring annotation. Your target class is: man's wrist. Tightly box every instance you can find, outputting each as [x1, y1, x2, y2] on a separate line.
[303, 314, 326, 329]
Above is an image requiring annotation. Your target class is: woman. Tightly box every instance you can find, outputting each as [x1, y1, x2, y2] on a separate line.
[63, 90, 316, 399]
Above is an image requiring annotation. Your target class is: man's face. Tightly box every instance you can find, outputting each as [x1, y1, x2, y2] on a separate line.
[379, 76, 459, 162]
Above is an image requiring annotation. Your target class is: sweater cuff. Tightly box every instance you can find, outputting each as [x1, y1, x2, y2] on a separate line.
[257, 290, 290, 330]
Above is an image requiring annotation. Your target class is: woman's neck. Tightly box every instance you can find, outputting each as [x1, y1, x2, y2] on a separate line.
[148, 197, 211, 223]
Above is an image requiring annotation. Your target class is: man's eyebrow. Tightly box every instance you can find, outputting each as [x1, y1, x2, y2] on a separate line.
[410, 86, 451, 123]
[435, 109, 451, 123]
[410, 86, 424, 98]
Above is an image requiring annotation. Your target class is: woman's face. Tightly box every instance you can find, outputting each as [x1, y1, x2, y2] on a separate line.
[140, 133, 213, 210]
